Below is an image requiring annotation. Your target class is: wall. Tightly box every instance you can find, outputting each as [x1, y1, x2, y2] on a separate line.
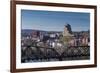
[0, 0, 100, 73]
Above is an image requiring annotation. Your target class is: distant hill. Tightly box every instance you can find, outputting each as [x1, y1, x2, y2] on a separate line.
[21, 29, 62, 37]
[21, 29, 89, 37]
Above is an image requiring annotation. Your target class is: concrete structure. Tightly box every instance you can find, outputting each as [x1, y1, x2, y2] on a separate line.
[63, 24, 73, 37]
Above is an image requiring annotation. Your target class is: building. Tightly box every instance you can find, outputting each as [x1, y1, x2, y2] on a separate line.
[63, 24, 73, 37]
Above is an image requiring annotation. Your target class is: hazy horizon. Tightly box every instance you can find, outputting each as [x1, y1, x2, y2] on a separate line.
[21, 28, 89, 32]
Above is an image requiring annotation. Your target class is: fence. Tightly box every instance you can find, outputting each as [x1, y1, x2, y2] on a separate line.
[21, 45, 90, 63]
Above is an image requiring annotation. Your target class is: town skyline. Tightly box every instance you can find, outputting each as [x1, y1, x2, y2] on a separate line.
[21, 9, 90, 31]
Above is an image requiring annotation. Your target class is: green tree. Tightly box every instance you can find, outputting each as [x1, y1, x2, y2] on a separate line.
[62, 36, 72, 46]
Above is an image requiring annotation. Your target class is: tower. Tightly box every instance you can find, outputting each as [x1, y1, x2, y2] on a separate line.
[63, 24, 73, 37]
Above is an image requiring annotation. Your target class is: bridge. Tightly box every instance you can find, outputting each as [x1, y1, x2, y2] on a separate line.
[21, 45, 90, 63]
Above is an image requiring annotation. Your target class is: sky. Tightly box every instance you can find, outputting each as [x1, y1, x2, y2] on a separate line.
[21, 9, 90, 32]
